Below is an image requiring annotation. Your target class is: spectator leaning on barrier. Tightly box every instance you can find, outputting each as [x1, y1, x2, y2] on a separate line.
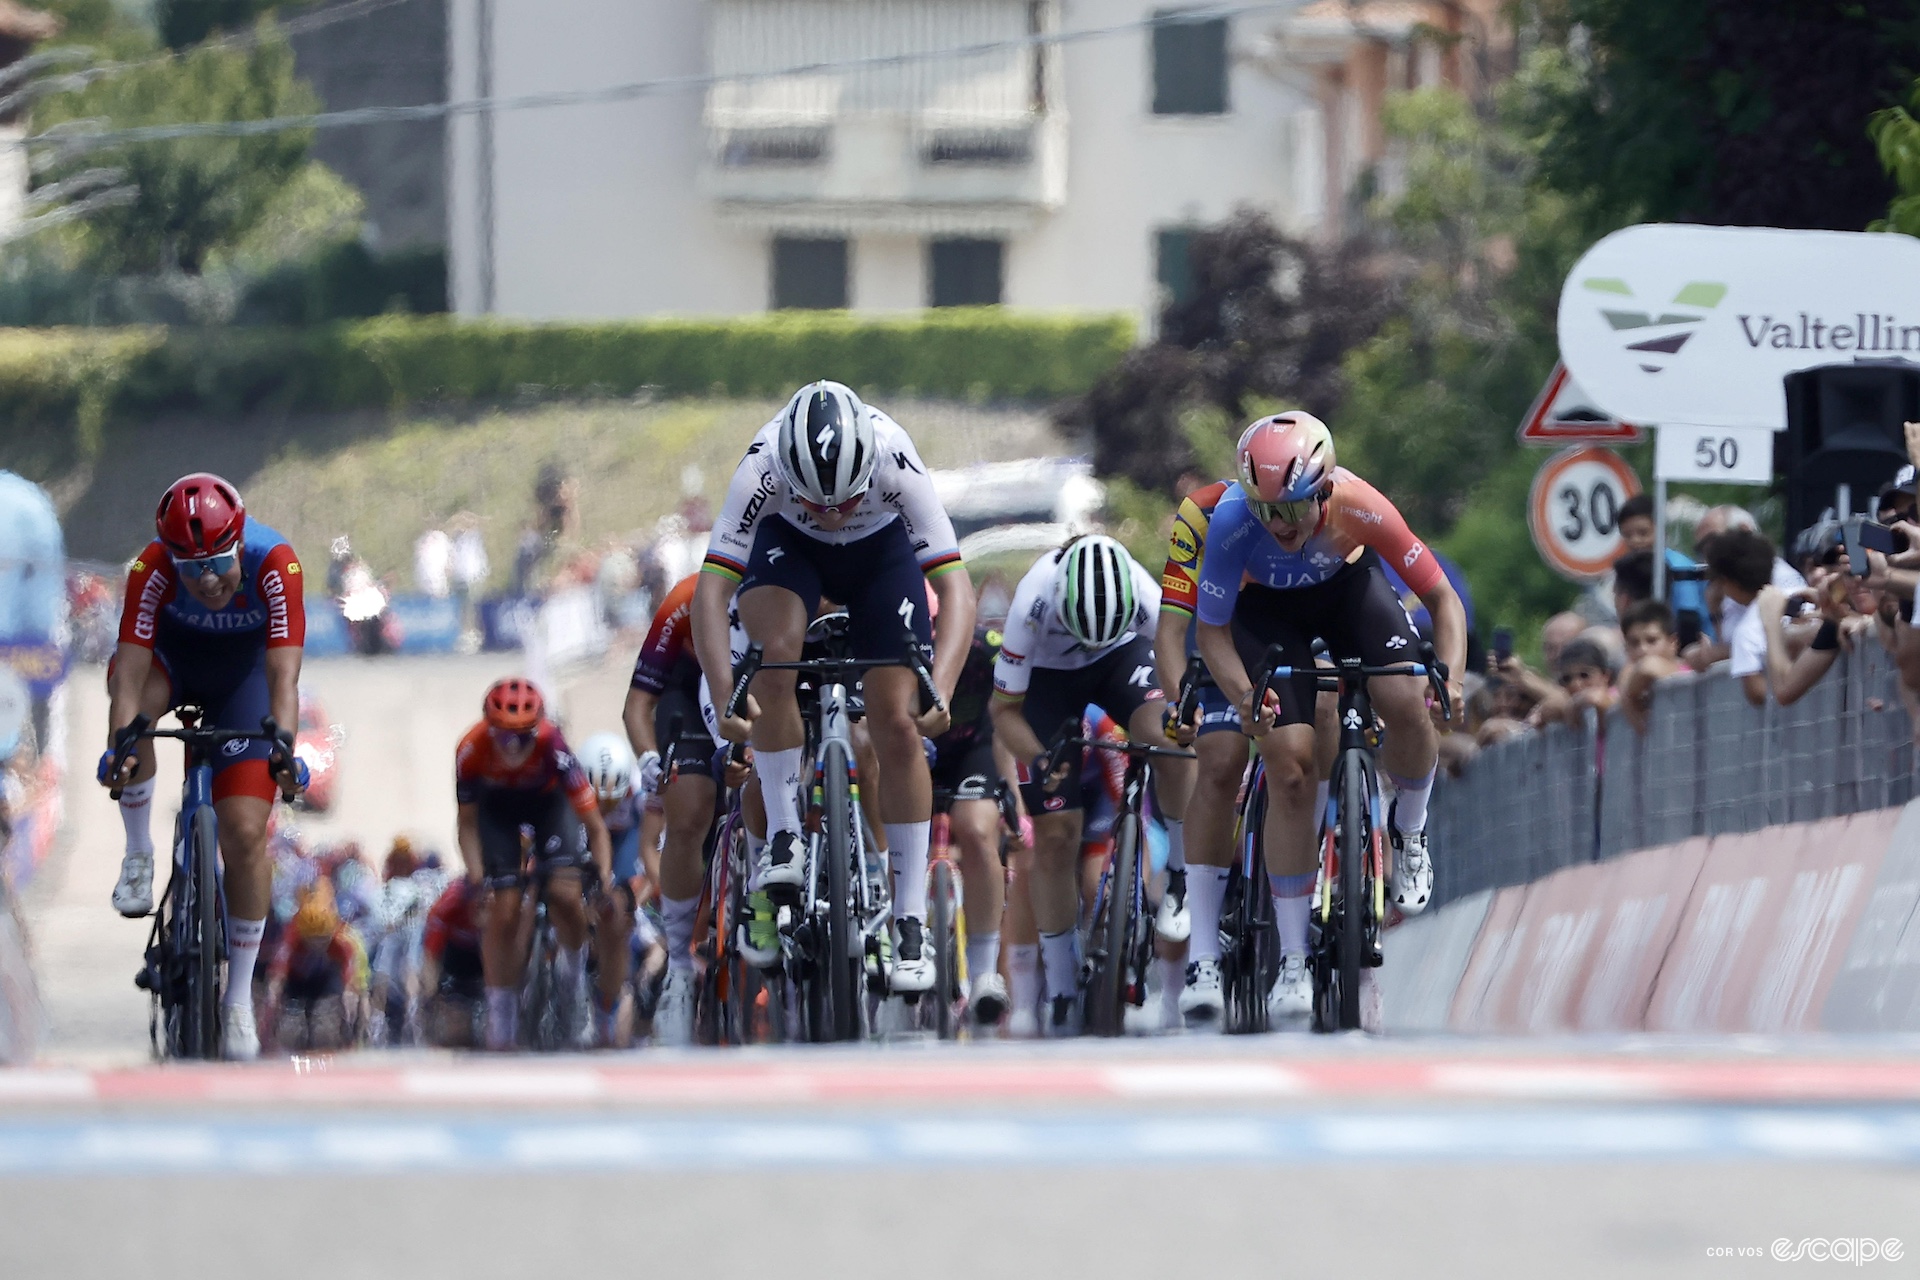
[1685, 506, 1806, 670]
[1619, 599, 1684, 733]
[1529, 635, 1620, 728]
[1616, 495, 1711, 638]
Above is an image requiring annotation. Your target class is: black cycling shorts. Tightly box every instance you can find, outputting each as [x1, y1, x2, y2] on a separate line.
[930, 732, 998, 806]
[738, 517, 935, 662]
[1016, 633, 1162, 815]
[653, 681, 716, 779]
[476, 788, 592, 888]
[1228, 555, 1421, 729]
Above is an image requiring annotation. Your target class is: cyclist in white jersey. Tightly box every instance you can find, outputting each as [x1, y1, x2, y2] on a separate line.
[692, 382, 976, 995]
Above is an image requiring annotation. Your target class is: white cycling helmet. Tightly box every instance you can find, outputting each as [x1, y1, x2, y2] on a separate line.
[775, 380, 877, 509]
[1053, 535, 1138, 648]
[579, 732, 635, 802]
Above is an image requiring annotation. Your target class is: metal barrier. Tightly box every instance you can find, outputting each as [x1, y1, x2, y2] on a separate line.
[1429, 646, 1914, 911]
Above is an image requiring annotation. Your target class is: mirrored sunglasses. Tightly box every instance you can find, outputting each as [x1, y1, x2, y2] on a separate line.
[1249, 495, 1322, 525]
[171, 547, 241, 579]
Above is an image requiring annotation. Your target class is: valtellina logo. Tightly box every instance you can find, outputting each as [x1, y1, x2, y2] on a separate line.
[1581, 277, 1727, 374]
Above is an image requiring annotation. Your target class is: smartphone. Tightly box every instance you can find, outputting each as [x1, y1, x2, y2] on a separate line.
[1676, 609, 1704, 652]
[1492, 627, 1513, 663]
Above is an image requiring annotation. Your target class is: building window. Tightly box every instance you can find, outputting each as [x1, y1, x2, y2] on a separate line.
[1152, 11, 1228, 116]
[772, 237, 848, 310]
[929, 238, 1004, 307]
[721, 127, 829, 167]
[1156, 228, 1197, 306]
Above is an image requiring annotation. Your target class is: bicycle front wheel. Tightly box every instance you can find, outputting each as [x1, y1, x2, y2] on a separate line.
[1337, 760, 1369, 1031]
[930, 858, 957, 1040]
[189, 806, 222, 1059]
[1091, 812, 1139, 1037]
[822, 740, 860, 1042]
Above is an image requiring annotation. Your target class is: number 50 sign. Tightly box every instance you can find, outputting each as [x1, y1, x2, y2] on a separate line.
[1528, 447, 1643, 581]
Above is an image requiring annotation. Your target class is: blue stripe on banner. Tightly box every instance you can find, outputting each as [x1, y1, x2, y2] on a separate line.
[1, 1108, 1920, 1175]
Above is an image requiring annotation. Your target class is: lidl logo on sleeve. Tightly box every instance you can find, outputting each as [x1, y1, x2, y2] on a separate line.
[1168, 518, 1198, 567]
[1583, 278, 1725, 374]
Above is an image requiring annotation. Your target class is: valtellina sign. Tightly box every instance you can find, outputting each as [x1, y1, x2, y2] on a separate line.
[1557, 224, 1920, 430]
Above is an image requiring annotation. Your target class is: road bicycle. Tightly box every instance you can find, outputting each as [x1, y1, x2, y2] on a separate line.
[110, 710, 298, 1061]
[679, 720, 771, 1046]
[725, 626, 943, 1043]
[921, 778, 1019, 1039]
[1245, 643, 1449, 1032]
[1036, 719, 1192, 1038]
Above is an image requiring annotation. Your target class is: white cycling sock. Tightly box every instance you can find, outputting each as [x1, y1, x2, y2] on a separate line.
[966, 931, 1000, 983]
[1157, 956, 1183, 1021]
[745, 828, 765, 863]
[1039, 929, 1079, 1001]
[1314, 781, 1330, 835]
[662, 895, 699, 972]
[1185, 865, 1229, 964]
[1164, 818, 1186, 873]
[1273, 893, 1312, 957]
[485, 987, 517, 1047]
[118, 777, 155, 856]
[1008, 943, 1040, 1018]
[755, 747, 804, 837]
[1388, 766, 1437, 835]
[225, 917, 265, 1008]
[885, 821, 930, 921]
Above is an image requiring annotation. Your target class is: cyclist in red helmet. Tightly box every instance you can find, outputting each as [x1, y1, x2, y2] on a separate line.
[454, 676, 613, 1050]
[100, 472, 309, 1060]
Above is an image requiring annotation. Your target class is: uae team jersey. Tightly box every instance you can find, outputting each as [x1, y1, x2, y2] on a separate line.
[118, 516, 306, 650]
[993, 553, 1160, 697]
[702, 409, 963, 582]
[630, 573, 701, 696]
[1194, 470, 1442, 628]
[453, 720, 598, 818]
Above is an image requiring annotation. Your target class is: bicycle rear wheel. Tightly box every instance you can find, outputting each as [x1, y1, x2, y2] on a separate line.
[930, 859, 957, 1039]
[188, 806, 222, 1059]
[1089, 812, 1138, 1037]
[1337, 760, 1368, 1030]
[822, 740, 860, 1042]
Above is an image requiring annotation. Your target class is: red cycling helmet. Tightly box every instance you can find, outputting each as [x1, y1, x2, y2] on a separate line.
[1235, 413, 1336, 505]
[483, 677, 544, 732]
[156, 473, 246, 558]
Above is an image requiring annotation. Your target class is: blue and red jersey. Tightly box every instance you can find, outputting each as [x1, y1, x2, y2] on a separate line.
[118, 516, 306, 651]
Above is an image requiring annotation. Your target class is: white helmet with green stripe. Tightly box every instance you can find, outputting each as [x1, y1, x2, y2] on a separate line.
[1052, 534, 1137, 648]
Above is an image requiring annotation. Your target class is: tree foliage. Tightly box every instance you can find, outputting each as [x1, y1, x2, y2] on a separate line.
[157, 0, 283, 50]
[1870, 78, 1920, 236]
[1525, 0, 1920, 232]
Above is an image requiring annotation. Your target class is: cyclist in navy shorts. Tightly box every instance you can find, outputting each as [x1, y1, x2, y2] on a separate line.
[693, 381, 976, 995]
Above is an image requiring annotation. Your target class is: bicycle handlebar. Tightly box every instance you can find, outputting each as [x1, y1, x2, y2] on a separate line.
[1248, 641, 1453, 724]
[723, 629, 947, 723]
[1173, 654, 1208, 729]
[1034, 716, 1195, 781]
[108, 712, 298, 803]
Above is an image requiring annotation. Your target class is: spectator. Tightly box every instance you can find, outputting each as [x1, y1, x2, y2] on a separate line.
[1615, 495, 1713, 643]
[1530, 635, 1619, 727]
[1541, 611, 1586, 672]
[1469, 668, 1537, 748]
[1705, 529, 1798, 706]
[1619, 600, 1685, 733]
[448, 512, 488, 649]
[413, 525, 451, 599]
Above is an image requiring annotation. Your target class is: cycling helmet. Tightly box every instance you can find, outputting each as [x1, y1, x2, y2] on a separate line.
[1052, 535, 1138, 648]
[774, 381, 876, 509]
[483, 677, 543, 732]
[1235, 412, 1336, 505]
[293, 880, 339, 941]
[155, 473, 246, 558]
[579, 732, 635, 802]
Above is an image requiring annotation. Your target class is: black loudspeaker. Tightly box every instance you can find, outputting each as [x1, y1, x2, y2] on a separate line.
[1779, 361, 1920, 545]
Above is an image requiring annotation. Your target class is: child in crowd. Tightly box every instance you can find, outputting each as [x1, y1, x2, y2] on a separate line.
[1618, 600, 1685, 732]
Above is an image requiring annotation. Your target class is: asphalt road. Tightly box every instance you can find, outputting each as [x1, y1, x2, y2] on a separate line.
[13, 653, 1920, 1279]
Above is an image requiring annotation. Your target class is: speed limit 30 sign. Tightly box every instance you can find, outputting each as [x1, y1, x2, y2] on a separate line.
[1528, 447, 1644, 581]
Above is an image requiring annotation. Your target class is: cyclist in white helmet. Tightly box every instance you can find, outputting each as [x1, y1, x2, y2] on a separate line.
[578, 731, 642, 1046]
[987, 535, 1191, 1037]
[693, 381, 976, 996]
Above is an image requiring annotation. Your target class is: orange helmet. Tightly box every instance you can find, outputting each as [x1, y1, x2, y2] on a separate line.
[293, 880, 339, 941]
[483, 677, 543, 732]
[1235, 412, 1336, 505]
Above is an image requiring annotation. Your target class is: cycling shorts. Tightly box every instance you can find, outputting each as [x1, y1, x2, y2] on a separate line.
[284, 959, 346, 1003]
[475, 788, 591, 888]
[131, 622, 281, 803]
[1015, 634, 1161, 816]
[438, 945, 484, 1000]
[610, 820, 642, 884]
[654, 682, 716, 779]
[1227, 556, 1421, 729]
[1194, 682, 1242, 736]
[930, 733, 998, 807]
[737, 517, 935, 662]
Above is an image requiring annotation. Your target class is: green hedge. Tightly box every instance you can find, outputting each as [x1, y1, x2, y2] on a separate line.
[0, 310, 1133, 476]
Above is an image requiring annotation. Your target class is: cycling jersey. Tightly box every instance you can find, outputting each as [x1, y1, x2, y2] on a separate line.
[453, 720, 597, 818]
[702, 409, 963, 582]
[631, 574, 701, 696]
[1159, 480, 1231, 623]
[994, 553, 1160, 698]
[934, 626, 1000, 747]
[1194, 470, 1442, 627]
[423, 881, 482, 961]
[270, 926, 365, 992]
[119, 516, 306, 651]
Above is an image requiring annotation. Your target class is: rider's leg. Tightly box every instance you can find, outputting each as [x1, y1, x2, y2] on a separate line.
[852, 721, 889, 854]
[949, 797, 1005, 983]
[1374, 673, 1439, 833]
[1027, 810, 1085, 1003]
[212, 788, 273, 1013]
[1181, 726, 1246, 968]
[109, 662, 172, 914]
[1126, 700, 1189, 854]
[481, 883, 527, 1047]
[546, 868, 588, 951]
[736, 585, 808, 842]
[1002, 844, 1040, 1027]
[659, 772, 715, 973]
[594, 885, 633, 1031]
[863, 664, 932, 919]
[1254, 724, 1318, 960]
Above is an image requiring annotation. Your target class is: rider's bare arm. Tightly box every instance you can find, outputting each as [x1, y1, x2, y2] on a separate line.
[456, 802, 483, 884]
[927, 569, 976, 701]
[623, 686, 659, 758]
[989, 694, 1047, 765]
[106, 641, 154, 740]
[266, 644, 301, 742]
[1417, 575, 1468, 703]
[1196, 619, 1253, 713]
[691, 570, 738, 713]
[581, 804, 614, 882]
[1154, 608, 1190, 708]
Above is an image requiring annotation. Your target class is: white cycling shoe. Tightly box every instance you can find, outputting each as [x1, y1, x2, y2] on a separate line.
[1154, 868, 1191, 943]
[1178, 958, 1224, 1027]
[1007, 1004, 1041, 1039]
[890, 918, 935, 994]
[222, 1003, 260, 1061]
[112, 850, 154, 918]
[968, 971, 1010, 1027]
[1268, 952, 1312, 1021]
[751, 830, 804, 895]
[1044, 994, 1082, 1039]
[1389, 820, 1433, 915]
[653, 969, 694, 1046]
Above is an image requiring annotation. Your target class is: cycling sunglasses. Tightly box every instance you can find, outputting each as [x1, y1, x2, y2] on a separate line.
[799, 492, 866, 517]
[489, 726, 538, 750]
[171, 547, 241, 579]
[1247, 493, 1325, 525]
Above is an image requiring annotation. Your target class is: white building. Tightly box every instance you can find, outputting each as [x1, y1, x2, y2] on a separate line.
[446, 0, 1505, 325]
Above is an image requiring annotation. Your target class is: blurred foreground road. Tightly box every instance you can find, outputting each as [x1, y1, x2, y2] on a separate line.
[12, 654, 1920, 1278]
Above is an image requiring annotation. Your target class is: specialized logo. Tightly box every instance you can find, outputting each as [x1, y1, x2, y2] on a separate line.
[1582, 277, 1726, 374]
[1128, 665, 1153, 688]
[898, 598, 915, 627]
[893, 451, 922, 475]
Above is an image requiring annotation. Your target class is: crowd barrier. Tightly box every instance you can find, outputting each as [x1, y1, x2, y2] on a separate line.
[1384, 802, 1920, 1034]
[1428, 645, 1914, 913]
